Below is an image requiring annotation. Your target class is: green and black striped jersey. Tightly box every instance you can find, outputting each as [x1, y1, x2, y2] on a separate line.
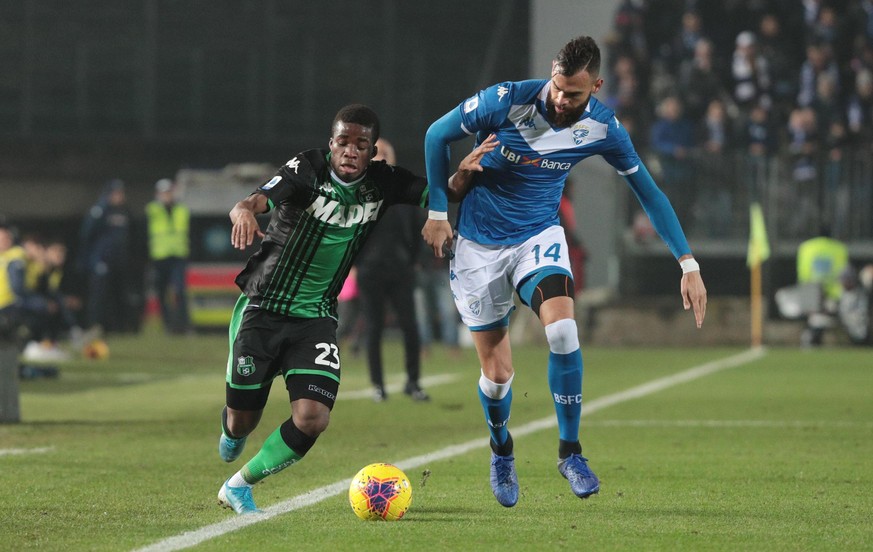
[235, 148, 428, 319]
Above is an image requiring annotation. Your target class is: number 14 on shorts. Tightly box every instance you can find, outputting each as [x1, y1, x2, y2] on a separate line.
[532, 243, 561, 264]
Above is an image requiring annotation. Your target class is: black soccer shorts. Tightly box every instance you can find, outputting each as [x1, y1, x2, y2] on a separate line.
[226, 305, 341, 411]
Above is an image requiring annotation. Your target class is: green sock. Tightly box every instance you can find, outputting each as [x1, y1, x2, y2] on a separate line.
[241, 426, 303, 484]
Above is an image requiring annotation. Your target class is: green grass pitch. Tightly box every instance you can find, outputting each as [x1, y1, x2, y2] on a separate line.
[2, 329, 871, 551]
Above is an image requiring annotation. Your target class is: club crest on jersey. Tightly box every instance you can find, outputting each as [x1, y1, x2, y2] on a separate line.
[572, 124, 591, 145]
[357, 184, 378, 203]
[237, 355, 255, 377]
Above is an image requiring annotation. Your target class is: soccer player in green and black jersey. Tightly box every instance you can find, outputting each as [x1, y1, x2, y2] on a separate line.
[217, 104, 492, 514]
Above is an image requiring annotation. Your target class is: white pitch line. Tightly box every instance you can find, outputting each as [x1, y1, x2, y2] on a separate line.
[340, 373, 461, 400]
[582, 419, 873, 429]
[0, 447, 54, 457]
[134, 347, 765, 552]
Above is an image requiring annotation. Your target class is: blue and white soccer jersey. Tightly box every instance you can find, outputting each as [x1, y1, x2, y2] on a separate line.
[454, 79, 640, 246]
[425, 78, 692, 329]
[450, 226, 572, 329]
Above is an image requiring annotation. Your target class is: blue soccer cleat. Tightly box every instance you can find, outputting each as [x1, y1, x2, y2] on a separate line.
[218, 479, 262, 515]
[218, 433, 247, 463]
[558, 454, 600, 499]
[490, 452, 519, 507]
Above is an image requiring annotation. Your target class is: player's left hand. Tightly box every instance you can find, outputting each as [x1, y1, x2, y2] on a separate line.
[681, 270, 707, 328]
[422, 218, 454, 258]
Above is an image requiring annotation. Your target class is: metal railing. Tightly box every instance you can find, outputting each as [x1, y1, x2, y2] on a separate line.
[640, 146, 873, 245]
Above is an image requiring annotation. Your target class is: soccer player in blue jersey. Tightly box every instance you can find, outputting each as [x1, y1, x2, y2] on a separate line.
[422, 36, 707, 507]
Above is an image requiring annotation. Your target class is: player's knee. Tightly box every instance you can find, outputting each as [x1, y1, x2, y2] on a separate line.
[529, 274, 573, 317]
[293, 405, 330, 436]
[544, 318, 580, 354]
[226, 408, 261, 438]
[479, 370, 514, 399]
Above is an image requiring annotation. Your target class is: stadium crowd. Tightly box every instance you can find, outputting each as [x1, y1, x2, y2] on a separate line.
[4, 1, 873, 362]
[604, 0, 873, 240]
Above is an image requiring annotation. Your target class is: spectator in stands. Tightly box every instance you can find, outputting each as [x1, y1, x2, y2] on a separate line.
[742, 101, 777, 206]
[809, 5, 847, 60]
[78, 178, 133, 333]
[607, 54, 648, 145]
[355, 138, 429, 402]
[650, 95, 696, 224]
[695, 99, 734, 237]
[146, 178, 191, 334]
[604, 0, 648, 67]
[679, 38, 731, 121]
[757, 13, 801, 124]
[797, 42, 840, 108]
[785, 106, 820, 236]
[846, 68, 873, 145]
[731, 31, 772, 118]
[668, 10, 705, 74]
[848, 0, 873, 46]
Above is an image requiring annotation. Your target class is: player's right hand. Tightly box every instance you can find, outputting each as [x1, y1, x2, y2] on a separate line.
[231, 211, 265, 250]
[421, 218, 454, 258]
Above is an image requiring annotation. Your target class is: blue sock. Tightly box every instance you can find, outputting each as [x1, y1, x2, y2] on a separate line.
[478, 387, 512, 448]
[548, 349, 583, 443]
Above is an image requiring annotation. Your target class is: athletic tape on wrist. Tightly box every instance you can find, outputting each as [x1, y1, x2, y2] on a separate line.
[680, 258, 700, 274]
[428, 210, 448, 221]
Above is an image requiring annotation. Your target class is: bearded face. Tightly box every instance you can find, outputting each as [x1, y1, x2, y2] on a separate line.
[546, 93, 589, 128]
[545, 64, 603, 128]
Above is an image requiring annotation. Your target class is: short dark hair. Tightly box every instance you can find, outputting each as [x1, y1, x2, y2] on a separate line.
[332, 104, 380, 142]
[554, 36, 601, 78]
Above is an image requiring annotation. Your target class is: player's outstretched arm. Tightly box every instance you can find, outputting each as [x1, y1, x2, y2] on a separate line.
[679, 255, 707, 328]
[229, 193, 268, 250]
[447, 133, 499, 202]
[423, 106, 472, 258]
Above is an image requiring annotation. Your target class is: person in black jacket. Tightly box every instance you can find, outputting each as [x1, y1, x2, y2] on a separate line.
[355, 138, 429, 402]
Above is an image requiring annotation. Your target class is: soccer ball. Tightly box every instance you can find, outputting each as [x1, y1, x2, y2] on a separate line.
[82, 339, 110, 360]
[348, 463, 412, 521]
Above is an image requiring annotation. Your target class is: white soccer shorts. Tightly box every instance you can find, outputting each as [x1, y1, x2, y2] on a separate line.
[449, 225, 572, 329]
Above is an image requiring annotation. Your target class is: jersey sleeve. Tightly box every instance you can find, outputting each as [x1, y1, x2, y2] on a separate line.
[253, 152, 316, 211]
[600, 115, 642, 175]
[457, 81, 516, 135]
[623, 162, 692, 259]
[598, 115, 694, 257]
[424, 82, 515, 213]
[372, 161, 429, 208]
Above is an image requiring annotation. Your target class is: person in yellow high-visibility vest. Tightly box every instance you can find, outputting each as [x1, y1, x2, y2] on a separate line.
[796, 226, 849, 346]
[0, 224, 27, 339]
[146, 179, 191, 334]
